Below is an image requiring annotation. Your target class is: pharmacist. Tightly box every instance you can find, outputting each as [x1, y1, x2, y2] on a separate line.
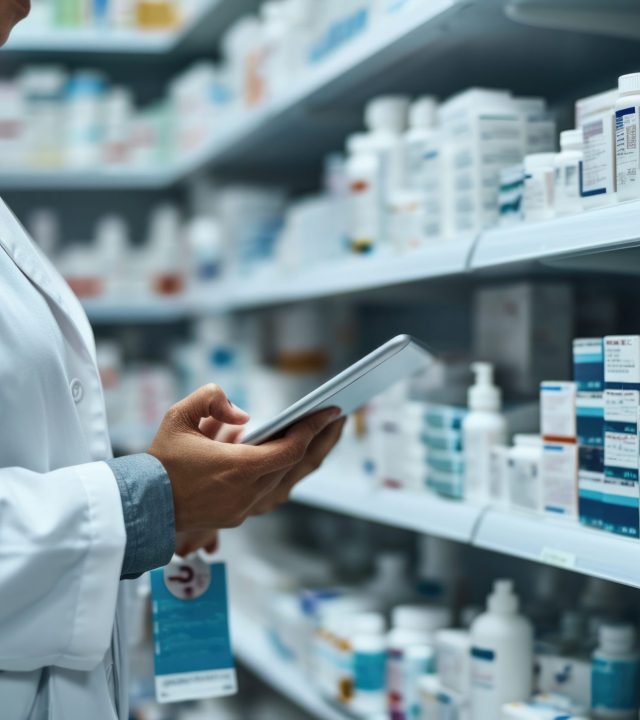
[0, 5, 346, 720]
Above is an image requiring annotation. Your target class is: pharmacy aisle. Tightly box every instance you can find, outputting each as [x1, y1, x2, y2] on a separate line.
[5, 0, 640, 720]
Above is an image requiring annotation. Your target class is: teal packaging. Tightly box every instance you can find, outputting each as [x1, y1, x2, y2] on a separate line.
[573, 338, 604, 392]
[576, 392, 604, 447]
[151, 557, 237, 704]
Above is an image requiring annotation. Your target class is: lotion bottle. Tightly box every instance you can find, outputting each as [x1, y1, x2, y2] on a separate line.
[463, 362, 507, 504]
[469, 580, 533, 720]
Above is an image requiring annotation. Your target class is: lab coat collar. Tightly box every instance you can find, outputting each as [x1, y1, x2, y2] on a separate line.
[0, 197, 96, 360]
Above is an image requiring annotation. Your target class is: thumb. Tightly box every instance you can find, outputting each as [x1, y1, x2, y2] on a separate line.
[172, 384, 249, 429]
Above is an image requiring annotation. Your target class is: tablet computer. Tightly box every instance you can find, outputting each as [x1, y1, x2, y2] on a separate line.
[243, 334, 434, 445]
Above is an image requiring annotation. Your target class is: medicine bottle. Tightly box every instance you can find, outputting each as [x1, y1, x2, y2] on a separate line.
[523, 152, 556, 222]
[507, 434, 543, 514]
[469, 580, 533, 720]
[352, 613, 387, 714]
[346, 132, 382, 254]
[555, 129, 583, 217]
[592, 623, 640, 719]
[463, 362, 507, 504]
[615, 73, 640, 202]
[387, 605, 451, 720]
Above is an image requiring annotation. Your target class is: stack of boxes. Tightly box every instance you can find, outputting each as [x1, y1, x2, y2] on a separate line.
[574, 339, 606, 532]
[423, 404, 467, 500]
[540, 381, 578, 517]
[601, 337, 640, 538]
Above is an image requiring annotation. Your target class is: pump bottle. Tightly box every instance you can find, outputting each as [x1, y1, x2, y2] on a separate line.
[463, 362, 507, 504]
[469, 580, 533, 720]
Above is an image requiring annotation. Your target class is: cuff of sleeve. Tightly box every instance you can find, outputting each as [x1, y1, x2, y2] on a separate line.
[107, 453, 176, 580]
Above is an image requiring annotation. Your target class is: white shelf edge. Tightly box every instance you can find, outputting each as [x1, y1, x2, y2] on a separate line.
[231, 610, 362, 720]
[0, 168, 175, 190]
[3, 0, 222, 53]
[82, 296, 191, 322]
[291, 444, 482, 544]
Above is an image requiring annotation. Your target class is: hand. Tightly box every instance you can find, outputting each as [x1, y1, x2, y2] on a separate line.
[175, 529, 219, 557]
[250, 415, 346, 515]
[148, 384, 342, 533]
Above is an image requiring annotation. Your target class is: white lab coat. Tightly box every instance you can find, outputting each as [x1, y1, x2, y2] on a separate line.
[0, 196, 129, 720]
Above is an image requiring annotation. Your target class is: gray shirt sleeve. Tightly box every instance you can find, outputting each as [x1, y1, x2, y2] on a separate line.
[107, 453, 176, 580]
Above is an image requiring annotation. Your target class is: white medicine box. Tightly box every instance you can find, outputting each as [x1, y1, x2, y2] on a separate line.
[540, 382, 577, 441]
[604, 336, 640, 387]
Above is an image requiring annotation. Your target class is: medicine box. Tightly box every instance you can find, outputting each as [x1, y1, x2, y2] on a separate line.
[435, 628, 471, 695]
[576, 392, 604, 447]
[578, 446, 605, 530]
[536, 654, 592, 709]
[604, 335, 640, 388]
[541, 382, 577, 441]
[602, 390, 640, 537]
[541, 442, 578, 517]
[572, 338, 604, 392]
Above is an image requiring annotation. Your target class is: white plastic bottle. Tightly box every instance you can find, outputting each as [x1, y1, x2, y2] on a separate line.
[346, 132, 382, 254]
[615, 73, 640, 202]
[469, 580, 533, 720]
[507, 434, 543, 514]
[554, 129, 584, 217]
[463, 362, 508, 504]
[523, 152, 556, 222]
[592, 623, 640, 719]
[185, 216, 223, 290]
[387, 605, 451, 720]
[352, 613, 388, 714]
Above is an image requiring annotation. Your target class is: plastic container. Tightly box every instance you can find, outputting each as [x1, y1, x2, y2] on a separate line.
[592, 623, 640, 719]
[353, 632, 387, 714]
[463, 363, 508, 504]
[186, 216, 223, 288]
[615, 73, 640, 202]
[66, 70, 107, 169]
[346, 132, 382, 254]
[555, 129, 584, 216]
[387, 605, 452, 720]
[507, 434, 543, 514]
[469, 580, 534, 720]
[523, 152, 556, 222]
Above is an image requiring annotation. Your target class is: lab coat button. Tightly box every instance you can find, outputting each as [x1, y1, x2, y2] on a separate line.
[70, 378, 84, 403]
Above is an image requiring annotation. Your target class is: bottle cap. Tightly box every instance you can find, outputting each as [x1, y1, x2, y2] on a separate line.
[468, 362, 501, 412]
[409, 96, 438, 130]
[524, 152, 556, 171]
[392, 605, 451, 634]
[346, 132, 375, 155]
[618, 73, 640, 96]
[364, 96, 410, 134]
[353, 612, 386, 636]
[560, 129, 583, 151]
[487, 579, 519, 614]
[599, 623, 636, 654]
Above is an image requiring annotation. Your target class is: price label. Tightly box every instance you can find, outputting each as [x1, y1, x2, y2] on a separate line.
[540, 547, 576, 570]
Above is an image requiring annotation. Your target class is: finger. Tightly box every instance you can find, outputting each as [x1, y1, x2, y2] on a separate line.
[204, 534, 220, 553]
[249, 407, 342, 473]
[173, 384, 249, 430]
[199, 415, 224, 439]
[217, 425, 244, 444]
[175, 531, 207, 557]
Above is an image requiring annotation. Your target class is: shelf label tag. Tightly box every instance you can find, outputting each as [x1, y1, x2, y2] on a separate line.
[151, 557, 237, 704]
[540, 547, 576, 569]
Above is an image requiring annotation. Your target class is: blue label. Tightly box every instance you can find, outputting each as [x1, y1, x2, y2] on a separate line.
[592, 656, 640, 711]
[354, 650, 386, 692]
[579, 446, 604, 473]
[471, 647, 495, 662]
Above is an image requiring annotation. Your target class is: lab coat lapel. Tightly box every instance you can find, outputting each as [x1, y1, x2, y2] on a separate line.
[0, 198, 96, 361]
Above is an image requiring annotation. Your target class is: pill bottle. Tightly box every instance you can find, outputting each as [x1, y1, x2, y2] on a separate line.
[555, 129, 583, 216]
[507, 434, 543, 514]
[523, 152, 556, 222]
[592, 623, 640, 719]
[352, 613, 388, 714]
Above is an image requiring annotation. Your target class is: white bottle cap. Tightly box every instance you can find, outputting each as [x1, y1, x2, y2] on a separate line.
[392, 605, 452, 633]
[513, 434, 542, 448]
[599, 623, 636, 654]
[409, 96, 438, 130]
[487, 579, 519, 614]
[353, 612, 386, 636]
[364, 96, 410, 134]
[187, 216, 221, 249]
[524, 152, 556, 171]
[468, 362, 501, 412]
[559, 129, 583, 151]
[618, 73, 640, 96]
[346, 132, 376, 155]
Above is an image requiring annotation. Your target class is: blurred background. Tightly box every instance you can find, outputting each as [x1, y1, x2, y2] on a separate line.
[3, 0, 640, 718]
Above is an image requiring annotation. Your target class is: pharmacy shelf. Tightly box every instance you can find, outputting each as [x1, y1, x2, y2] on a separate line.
[231, 610, 361, 720]
[0, 168, 174, 191]
[3, 0, 258, 54]
[210, 240, 475, 310]
[291, 444, 482, 544]
[471, 200, 640, 273]
[82, 295, 191, 323]
[292, 443, 640, 589]
[475, 509, 640, 590]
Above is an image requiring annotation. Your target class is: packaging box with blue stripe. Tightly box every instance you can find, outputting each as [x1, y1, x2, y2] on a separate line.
[574, 339, 606, 531]
[602, 336, 640, 538]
